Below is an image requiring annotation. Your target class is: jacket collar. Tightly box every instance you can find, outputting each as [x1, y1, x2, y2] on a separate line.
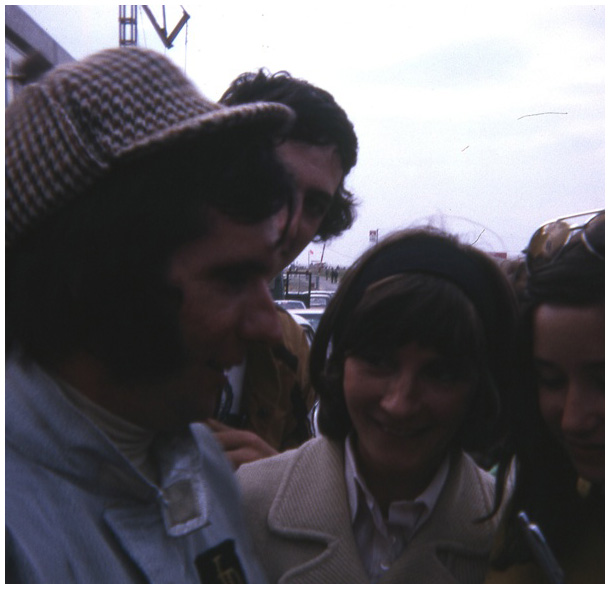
[263, 437, 497, 583]
[266, 437, 368, 582]
[6, 352, 214, 536]
[6, 352, 152, 498]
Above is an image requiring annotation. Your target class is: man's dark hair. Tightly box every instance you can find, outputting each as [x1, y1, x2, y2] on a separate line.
[220, 69, 358, 240]
[6, 131, 293, 384]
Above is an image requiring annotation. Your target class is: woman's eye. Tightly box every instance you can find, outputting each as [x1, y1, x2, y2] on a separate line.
[424, 359, 470, 383]
[357, 354, 396, 374]
[535, 371, 569, 393]
[534, 363, 567, 392]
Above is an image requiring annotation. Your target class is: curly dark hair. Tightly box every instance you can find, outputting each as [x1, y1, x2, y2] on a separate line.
[6, 130, 293, 384]
[309, 227, 518, 460]
[220, 69, 358, 240]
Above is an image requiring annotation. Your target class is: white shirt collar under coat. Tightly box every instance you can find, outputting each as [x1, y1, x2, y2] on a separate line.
[344, 434, 449, 525]
[344, 434, 450, 581]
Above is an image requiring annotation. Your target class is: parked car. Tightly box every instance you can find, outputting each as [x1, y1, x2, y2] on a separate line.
[290, 307, 325, 333]
[309, 293, 332, 308]
[286, 309, 314, 345]
[275, 299, 307, 311]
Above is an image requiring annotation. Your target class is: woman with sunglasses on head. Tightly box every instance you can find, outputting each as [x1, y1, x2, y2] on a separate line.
[487, 210, 604, 583]
[235, 227, 518, 583]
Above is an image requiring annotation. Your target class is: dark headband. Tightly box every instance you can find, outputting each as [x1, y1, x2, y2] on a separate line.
[334, 234, 500, 342]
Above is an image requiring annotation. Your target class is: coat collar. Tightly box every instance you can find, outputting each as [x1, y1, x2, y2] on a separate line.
[266, 437, 368, 582]
[6, 352, 151, 498]
[6, 352, 233, 582]
[264, 437, 497, 583]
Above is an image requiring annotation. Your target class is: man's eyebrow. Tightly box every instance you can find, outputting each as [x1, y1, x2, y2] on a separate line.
[306, 188, 334, 201]
[533, 358, 555, 368]
[210, 259, 271, 278]
[211, 259, 267, 274]
[532, 358, 578, 374]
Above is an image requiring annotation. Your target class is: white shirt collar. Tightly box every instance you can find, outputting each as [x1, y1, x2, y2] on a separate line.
[344, 434, 451, 581]
[344, 433, 449, 528]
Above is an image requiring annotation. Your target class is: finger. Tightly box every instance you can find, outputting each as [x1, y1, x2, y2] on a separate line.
[212, 429, 251, 451]
[226, 445, 278, 470]
[225, 448, 253, 470]
[205, 418, 234, 433]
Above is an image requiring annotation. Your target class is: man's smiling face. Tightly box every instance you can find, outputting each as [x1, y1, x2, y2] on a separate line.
[274, 140, 343, 271]
[115, 207, 289, 431]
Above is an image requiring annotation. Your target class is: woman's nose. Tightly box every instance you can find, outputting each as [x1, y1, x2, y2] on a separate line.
[561, 383, 600, 437]
[379, 370, 420, 417]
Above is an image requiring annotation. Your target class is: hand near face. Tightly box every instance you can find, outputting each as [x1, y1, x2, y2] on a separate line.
[206, 419, 278, 470]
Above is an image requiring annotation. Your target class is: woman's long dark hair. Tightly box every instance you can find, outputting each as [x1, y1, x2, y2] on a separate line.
[491, 215, 605, 568]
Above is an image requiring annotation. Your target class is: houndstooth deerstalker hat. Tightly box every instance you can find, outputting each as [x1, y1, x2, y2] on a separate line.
[5, 47, 295, 247]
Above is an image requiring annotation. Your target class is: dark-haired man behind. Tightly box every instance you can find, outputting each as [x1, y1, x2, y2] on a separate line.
[5, 48, 295, 583]
[207, 69, 358, 468]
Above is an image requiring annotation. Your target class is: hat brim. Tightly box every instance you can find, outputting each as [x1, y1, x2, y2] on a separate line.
[120, 101, 295, 161]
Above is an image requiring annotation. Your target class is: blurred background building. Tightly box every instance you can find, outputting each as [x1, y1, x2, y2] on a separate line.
[5, 5, 73, 105]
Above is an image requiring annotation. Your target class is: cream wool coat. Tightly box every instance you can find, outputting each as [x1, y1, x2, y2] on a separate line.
[237, 436, 501, 583]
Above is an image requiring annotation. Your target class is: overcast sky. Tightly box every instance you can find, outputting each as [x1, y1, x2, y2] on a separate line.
[20, 4, 605, 266]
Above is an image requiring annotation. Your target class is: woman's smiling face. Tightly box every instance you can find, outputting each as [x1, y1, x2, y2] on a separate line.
[343, 342, 474, 498]
[534, 303, 605, 483]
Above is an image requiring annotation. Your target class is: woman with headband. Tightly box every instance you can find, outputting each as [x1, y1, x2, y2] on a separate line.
[487, 210, 604, 584]
[236, 227, 518, 583]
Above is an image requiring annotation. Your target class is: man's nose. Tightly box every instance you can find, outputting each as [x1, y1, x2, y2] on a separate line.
[240, 279, 283, 346]
[283, 193, 303, 245]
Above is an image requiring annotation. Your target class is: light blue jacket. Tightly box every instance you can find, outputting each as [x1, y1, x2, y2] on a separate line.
[5, 352, 267, 583]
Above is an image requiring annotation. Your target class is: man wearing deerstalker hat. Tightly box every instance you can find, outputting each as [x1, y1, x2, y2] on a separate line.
[5, 47, 296, 583]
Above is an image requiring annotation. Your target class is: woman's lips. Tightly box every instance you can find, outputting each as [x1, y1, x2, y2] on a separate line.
[376, 420, 430, 439]
[566, 440, 604, 456]
[564, 438, 604, 468]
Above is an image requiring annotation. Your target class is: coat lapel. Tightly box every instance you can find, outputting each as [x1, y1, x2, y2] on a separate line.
[381, 451, 499, 583]
[257, 441, 496, 584]
[265, 437, 368, 583]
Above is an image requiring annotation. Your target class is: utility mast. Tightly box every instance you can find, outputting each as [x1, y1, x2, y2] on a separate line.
[119, 6, 190, 49]
[119, 6, 138, 47]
